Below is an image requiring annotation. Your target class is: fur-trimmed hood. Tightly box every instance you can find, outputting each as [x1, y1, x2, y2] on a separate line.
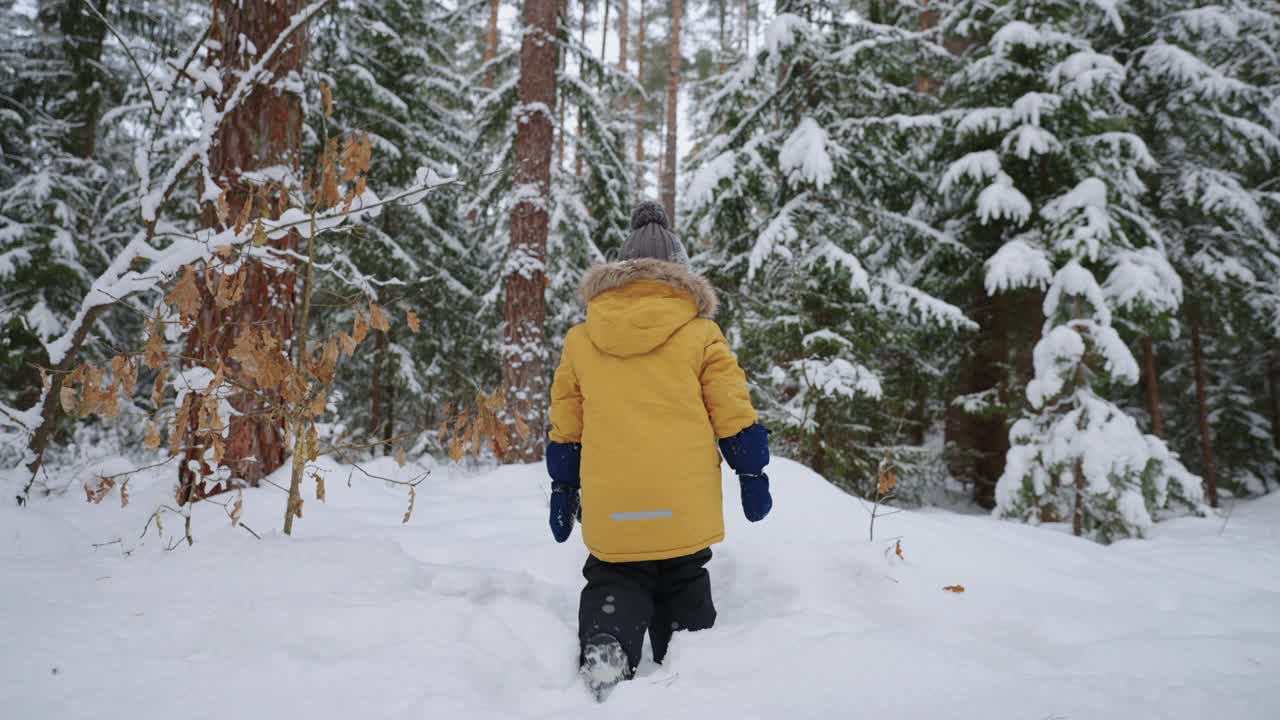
[577, 259, 720, 358]
[579, 258, 718, 318]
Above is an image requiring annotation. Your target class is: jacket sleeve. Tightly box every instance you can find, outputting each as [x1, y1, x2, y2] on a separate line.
[548, 329, 584, 444]
[700, 322, 759, 439]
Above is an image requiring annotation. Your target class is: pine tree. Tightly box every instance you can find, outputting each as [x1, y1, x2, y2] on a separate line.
[684, 2, 973, 495]
[932, 0, 1205, 539]
[0, 1, 145, 466]
[1121, 0, 1280, 498]
[307, 0, 481, 450]
[469, 0, 634, 458]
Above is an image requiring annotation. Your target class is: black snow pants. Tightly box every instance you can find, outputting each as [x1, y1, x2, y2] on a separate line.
[578, 548, 717, 672]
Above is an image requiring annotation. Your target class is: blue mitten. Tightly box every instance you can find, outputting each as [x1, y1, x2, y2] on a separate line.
[739, 473, 772, 522]
[718, 424, 772, 522]
[546, 441, 582, 543]
[550, 482, 579, 542]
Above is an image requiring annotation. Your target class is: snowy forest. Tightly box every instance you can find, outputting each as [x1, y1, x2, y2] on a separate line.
[1, 0, 1279, 715]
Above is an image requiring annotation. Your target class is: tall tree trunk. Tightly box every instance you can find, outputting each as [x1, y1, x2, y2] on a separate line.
[383, 376, 396, 452]
[1072, 296, 1085, 536]
[600, 0, 610, 58]
[576, 0, 588, 178]
[503, 0, 558, 462]
[180, 0, 306, 502]
[44, 0, 108, 159]
[660, 0, 680, 224]
[738, 0, 748, 54]
[635, 0, 646, 186]
[370, 328, 386, 455]
[1189, 316, 1219, 507]
[1269, 345, 1280, 455]
[1142, 336, 1165, 437]
[484, 0, 500, 88]
[556, 0, 568, 172]
[717, 0, 726, 74]
[618, 0, 628, 70]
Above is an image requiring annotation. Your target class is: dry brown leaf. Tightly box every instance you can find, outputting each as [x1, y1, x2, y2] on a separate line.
[514, 414, 531, 441]
[310, 336, 339, 384]
[112, 355, 137, 398]
[447, 435, 465, 463]
[352, 311, 368, 344]
[290, 494, 304, 520]
[215, 189, 231, 228]
[214, 268, 246, 309]
[281, 369, 308, 405]
[315, 474, 326, 503]
[230, 491, 243, 527]
[233, 193, 253, 234]
[308, 390, 327, 418]
[143, 421, 162, 449]
[150, 368, 167, 408]
[170, 394, 194, 457]
[402, 484, 416, 525]
[340, 131, 372, 183]
[120, 478, 130, 508]
[395, 445, 407, 467]
[943, 585, 966, 593]
[84, 476, 115, 504]
[252, 220, 268, 247]
[895, 539, 905, 560]
[209, 433, 226, 466]
[405, 308, 421, 334]
[368, 302, 390, 332]
[143, 319, 167, 369]
[166, 267, 203, 327]
[337, 332, 357, 356]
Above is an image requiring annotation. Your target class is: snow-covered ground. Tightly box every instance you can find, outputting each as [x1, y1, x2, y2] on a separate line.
[3, 456, 1278, 719]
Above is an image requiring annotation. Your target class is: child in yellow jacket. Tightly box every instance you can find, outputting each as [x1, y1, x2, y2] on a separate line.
[544, 201, 772, 700]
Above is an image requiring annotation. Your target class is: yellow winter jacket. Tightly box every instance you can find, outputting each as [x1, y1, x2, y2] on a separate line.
[548, 259, 758, 562]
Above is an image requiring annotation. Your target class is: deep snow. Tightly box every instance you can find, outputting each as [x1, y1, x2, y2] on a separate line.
[2, 455, 1278, 719]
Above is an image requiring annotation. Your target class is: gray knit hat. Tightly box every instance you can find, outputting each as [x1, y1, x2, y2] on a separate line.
[622, 201, 689, 265]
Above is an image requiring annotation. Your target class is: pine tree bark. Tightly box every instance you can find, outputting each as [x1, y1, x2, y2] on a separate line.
[618, 0, 628, 70]
[503, 0, 558, 462]
[1142, 336, 1164, 437]
[484, 0, 500, 88]
[635, 0, 647, 185]
[660, 0, 681, 224]
[180, 0, 306, 501]
[1189, 315, 1219, 507]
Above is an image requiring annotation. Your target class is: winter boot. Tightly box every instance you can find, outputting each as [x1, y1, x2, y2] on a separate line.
[580, 633, 631, 702]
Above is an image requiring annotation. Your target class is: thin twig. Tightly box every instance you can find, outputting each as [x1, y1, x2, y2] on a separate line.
[77, 0, 160, 113]
[346, 461, 430, 487]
